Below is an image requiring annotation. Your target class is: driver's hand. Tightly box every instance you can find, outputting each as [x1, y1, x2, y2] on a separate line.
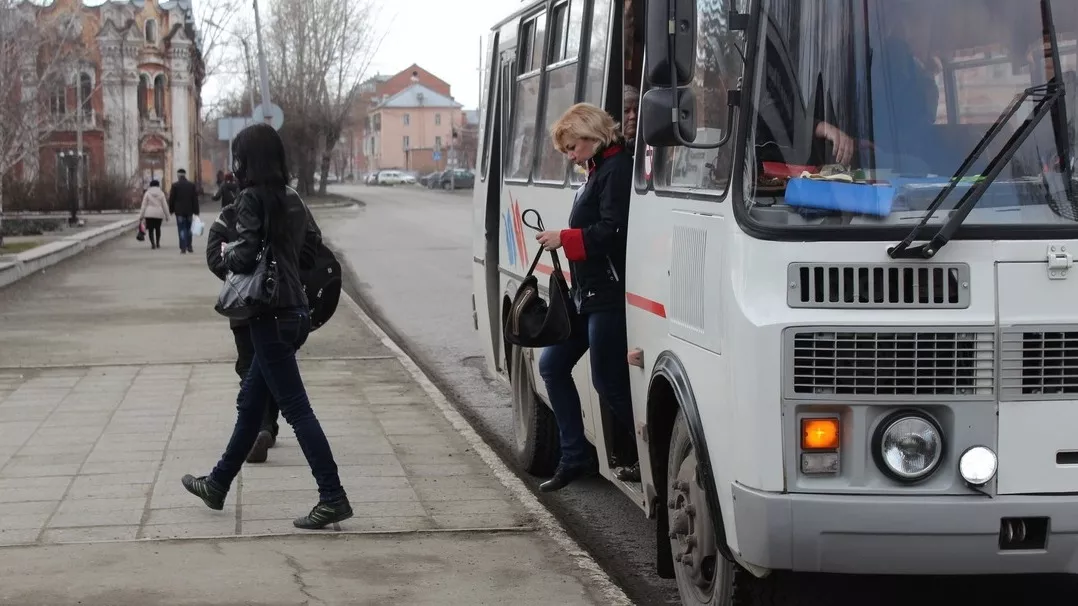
[816, 122, 855, 165]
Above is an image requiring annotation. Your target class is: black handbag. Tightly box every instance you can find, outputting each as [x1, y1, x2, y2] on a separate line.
[504, 209, 577, 348]
[214, 201, 279, 320]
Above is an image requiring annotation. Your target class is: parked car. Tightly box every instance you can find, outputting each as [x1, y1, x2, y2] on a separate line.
[420, 171, 441, 188]
[376, 170, 406, 185]
[437, 169, 475, 190]
[401, 172, 417, 185]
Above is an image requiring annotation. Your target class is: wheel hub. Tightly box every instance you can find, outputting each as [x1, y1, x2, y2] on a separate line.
[668, 451, 718, 591]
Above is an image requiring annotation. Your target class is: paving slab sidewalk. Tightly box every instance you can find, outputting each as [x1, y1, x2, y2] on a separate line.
[0, 208, 622, 605]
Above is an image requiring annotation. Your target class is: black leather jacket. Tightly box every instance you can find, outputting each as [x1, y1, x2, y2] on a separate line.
[222, 186, 322, 313]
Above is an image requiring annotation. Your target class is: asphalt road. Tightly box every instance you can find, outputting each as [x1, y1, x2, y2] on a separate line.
[319, 183, 1078, 606]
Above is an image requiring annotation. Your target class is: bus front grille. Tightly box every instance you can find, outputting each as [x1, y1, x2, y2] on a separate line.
[788, 329, 995, 398]
[1001, 329, 1078, 400]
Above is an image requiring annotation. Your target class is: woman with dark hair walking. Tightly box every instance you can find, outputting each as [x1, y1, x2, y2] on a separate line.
[181, 122, 352, 529]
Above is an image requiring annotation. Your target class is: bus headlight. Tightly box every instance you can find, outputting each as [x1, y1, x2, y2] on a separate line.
[873, 411, 944, 482]
[958, 445, 997, 487]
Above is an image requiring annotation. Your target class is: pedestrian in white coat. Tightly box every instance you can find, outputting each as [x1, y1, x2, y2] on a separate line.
[139, 180, 170, 249]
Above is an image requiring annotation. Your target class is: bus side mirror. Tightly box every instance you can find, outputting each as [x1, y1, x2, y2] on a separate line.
[640, 88, 696, 147]
[645, 0, 695, 87]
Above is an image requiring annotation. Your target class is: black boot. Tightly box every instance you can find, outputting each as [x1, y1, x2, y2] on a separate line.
[615, 460, 641, 482]
[246, 430, 274, 463]
[539, 461, 595, 492]
[294, 497, 353, 529]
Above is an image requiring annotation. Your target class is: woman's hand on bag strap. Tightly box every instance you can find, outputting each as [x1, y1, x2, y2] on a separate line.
[536, 230, 562, 251]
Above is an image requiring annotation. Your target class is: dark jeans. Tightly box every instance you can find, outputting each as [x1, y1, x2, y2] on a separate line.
[144, 218, 162, 247]
[209, 308, 346, 502]
[538, 308, 636, 469]
[176, 215, 192, 251]
[232, 326, 280, 437]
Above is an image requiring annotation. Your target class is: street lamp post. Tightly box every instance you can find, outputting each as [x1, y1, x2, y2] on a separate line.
[252, 0, 273, 122]
[72, 71, 84, 226]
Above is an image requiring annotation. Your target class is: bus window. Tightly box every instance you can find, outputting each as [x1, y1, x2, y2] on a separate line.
[652, 0, 747, 195]
[583, 0, 612, 108]
[535, 0, 587, 183]
[507, 15, 546, 181]
[480, 32, 499, 179]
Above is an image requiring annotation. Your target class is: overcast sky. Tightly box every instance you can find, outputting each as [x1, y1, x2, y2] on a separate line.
[194, 0, 518, 111]
[73, 0, 520, 110]
[367, 0, 516, 109]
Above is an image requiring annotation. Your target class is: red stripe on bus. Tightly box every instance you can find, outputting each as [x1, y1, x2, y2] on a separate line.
[626, 293, 667, 318]
[536, 263, 571, 282]
[512, 200, 528, 267]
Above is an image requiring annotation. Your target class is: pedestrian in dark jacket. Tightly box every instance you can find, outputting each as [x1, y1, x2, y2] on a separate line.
[182, 122, 351, 530]
[168, 168, 200, 254]
[212, 172, 239, 208]
[205, 196, 281, 464]
[532, 102, 638, 492]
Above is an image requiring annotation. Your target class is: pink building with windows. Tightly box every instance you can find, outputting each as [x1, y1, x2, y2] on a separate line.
[365, 79, 463, 175]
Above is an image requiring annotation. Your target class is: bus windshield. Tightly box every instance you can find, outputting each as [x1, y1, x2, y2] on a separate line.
[742, 0, 1078, 233]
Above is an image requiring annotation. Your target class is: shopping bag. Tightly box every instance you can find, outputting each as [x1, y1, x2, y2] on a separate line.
[191, 215, 204, 237]
[136, 221, 146, 241]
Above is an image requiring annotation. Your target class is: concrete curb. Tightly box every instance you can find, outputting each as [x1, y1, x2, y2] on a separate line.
[339, 294, 635, 606]
[0, 218, 139, 289]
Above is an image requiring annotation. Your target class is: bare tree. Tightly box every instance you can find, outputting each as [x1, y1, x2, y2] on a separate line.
[312, 0, 382, 195]
[193, 0, 245, 82]
[265, 0, 382, 195]
[0, 0, 95, 245]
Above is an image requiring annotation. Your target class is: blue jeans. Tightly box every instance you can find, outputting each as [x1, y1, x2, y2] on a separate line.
[176, 215, 192, 251]
[209, 308, 346, 502]
[538, 309, 635, 469]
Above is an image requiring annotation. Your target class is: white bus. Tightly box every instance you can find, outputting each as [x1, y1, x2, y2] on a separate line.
[472, 0, 1078, 603]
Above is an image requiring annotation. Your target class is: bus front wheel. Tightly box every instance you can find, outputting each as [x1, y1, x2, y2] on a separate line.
[510, 346, 560, 477]
[667, 408, 736, 605]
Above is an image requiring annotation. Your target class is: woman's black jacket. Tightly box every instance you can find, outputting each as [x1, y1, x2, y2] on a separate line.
[215, 186, 322, 313]
[558, 141, 632, 314]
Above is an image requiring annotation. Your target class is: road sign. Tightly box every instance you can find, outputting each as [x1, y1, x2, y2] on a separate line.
[217, 117, 251, 141]
[433, 151, 442, 161]
[253, 103, 284, 130]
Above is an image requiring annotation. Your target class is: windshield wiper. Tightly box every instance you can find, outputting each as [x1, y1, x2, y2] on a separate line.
[889, 0, 1070, 259]
[887, 84, 1064, 259]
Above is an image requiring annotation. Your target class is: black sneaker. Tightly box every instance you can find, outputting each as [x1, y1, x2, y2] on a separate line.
[293, 498, 353, 529]
[246, 430, 273, 463]
[181, 474, 226, 510]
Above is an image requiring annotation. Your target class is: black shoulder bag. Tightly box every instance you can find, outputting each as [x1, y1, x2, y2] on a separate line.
[214, 193, 279, 320]
[504, 209, 577, 348]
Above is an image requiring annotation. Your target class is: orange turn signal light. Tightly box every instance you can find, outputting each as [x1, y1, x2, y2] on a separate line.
[801, 418, 840, 450]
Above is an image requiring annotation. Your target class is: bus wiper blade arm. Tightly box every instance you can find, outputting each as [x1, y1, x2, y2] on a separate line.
[887, 86, 1050, 259]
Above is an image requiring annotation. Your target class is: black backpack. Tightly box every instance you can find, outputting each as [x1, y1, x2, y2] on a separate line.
[302, 240, 342, 332]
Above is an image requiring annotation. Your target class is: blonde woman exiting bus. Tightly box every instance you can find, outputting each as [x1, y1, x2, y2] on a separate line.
[534, 103, 639, 491]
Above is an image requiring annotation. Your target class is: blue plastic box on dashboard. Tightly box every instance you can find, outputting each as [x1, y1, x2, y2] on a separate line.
[785, 177, 896, 217]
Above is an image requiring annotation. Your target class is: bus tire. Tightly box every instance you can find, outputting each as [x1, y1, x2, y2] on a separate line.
[510, 346, 560, 477]
[668, 408, 806, 606]
[667, 407, 737, 605]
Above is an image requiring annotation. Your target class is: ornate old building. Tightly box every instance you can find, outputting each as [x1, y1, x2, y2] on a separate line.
[18, 0, 204, 201]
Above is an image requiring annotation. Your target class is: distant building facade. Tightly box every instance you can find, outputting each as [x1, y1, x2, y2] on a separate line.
[14, 0, 204, 203]
[341, 64, 467, 177]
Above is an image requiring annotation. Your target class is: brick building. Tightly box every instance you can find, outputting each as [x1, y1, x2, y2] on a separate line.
[12, 0, 204, 208]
